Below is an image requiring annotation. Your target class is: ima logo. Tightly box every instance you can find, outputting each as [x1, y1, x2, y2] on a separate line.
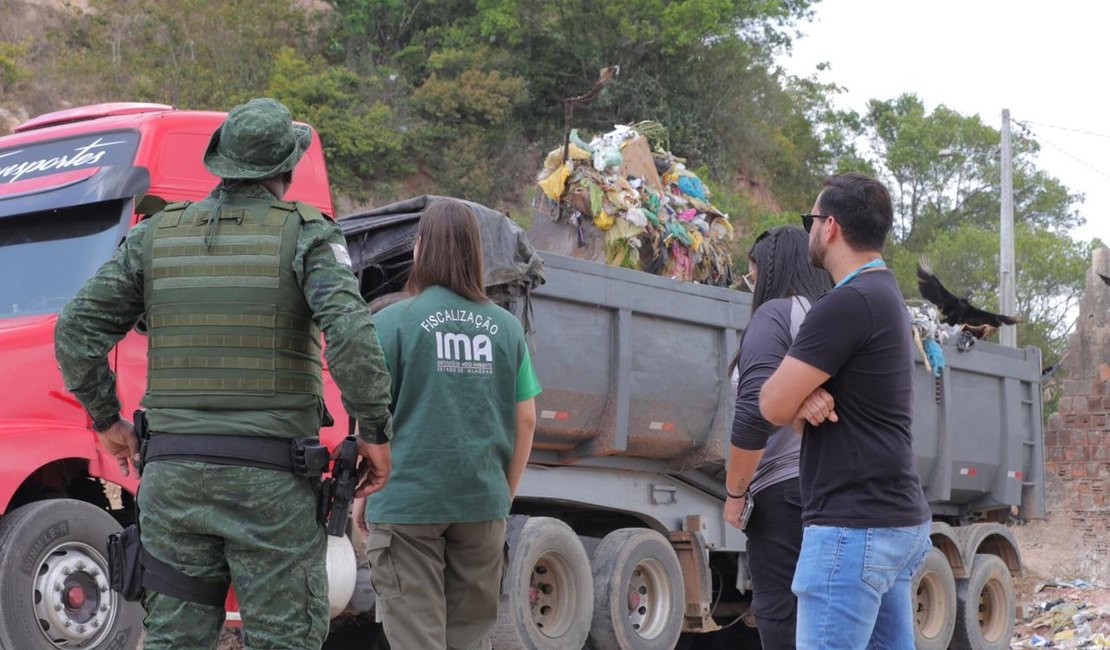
[436, 332, 493, 362]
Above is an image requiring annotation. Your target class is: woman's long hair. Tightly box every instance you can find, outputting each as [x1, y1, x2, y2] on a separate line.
[729, 226, 831, 374]
[404, 198, 488, 302]
[748, 226, 831, 311]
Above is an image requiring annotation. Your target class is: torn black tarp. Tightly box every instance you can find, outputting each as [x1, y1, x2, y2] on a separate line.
[338, 195, 545, 333]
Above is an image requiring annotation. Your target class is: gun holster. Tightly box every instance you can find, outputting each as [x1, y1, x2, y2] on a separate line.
[107, 524, 144, 602]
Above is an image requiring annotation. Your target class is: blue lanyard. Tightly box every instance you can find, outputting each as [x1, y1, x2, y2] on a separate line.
[835, 258, 886, 289]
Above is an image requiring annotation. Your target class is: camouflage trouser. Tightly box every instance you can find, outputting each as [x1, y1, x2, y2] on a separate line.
[138, 460, 328, 650]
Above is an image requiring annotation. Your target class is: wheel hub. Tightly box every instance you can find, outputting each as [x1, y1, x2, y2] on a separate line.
[625, 558, 672, 640]
[529, 553, 575, 638]
[32, 542, 116, 647]
[978, 578, 1005, 642]
[914, 572, 945, 638]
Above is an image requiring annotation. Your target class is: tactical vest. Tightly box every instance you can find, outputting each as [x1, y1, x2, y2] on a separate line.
[141, 198, 325, 411]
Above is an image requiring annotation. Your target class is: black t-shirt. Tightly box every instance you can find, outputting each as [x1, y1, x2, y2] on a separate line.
[786, 269, 931, 527]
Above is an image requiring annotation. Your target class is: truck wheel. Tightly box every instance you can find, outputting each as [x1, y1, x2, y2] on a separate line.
[951, 554, 1015, 650]
[491, 517, 593, 650]
[912, 547, 957, 650]
[587, 528, 685, 650]
[0, 498, 143, 650]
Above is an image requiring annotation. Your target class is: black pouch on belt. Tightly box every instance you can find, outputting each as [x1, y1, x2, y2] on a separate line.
[107, 524, 145, 602]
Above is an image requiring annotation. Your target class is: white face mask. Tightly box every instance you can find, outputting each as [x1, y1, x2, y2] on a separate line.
[742, 271, 756, 292]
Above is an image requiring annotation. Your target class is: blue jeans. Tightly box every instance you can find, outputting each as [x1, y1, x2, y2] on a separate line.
[791, 522, 931, 650]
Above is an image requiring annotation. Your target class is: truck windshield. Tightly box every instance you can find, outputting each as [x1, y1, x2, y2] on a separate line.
[0, 200, 128, 318]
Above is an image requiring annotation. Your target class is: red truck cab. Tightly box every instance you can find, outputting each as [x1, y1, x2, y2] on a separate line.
[0, 103, 350, 650]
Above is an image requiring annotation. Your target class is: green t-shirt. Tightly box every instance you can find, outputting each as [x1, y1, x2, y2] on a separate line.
[365, 286, 541, 524]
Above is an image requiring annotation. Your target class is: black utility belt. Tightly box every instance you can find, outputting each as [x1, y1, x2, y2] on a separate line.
[109, 417, 362, 606]
[142, 432, 329, 475]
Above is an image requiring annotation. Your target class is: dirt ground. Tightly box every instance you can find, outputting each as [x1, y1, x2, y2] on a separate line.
[1010, 515, 1110, 647]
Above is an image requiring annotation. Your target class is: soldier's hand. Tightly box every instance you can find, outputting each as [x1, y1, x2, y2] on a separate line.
[354, 439, 391, 498]
[98, 419, 140, 477]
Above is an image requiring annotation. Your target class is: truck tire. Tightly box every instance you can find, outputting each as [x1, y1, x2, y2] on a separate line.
[951, 554, 1015, 650]
[912, 547, 957, 650]
[491, 517, 593, 650]
[0, 498, 143, 650]
[586, 528, 685, 650]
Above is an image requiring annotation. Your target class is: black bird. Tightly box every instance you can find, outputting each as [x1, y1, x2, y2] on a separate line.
[916, 258, 1024, 328]
[1099, 272, 1110, 286]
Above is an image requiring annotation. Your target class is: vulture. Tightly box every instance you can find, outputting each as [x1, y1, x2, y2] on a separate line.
[916, 258, 1024, 329]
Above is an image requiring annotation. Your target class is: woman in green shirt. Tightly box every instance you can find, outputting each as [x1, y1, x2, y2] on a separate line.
[362, 198, 541, 649]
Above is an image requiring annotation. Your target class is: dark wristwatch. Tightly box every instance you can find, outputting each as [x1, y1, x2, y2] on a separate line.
[91, 414, 121, 433]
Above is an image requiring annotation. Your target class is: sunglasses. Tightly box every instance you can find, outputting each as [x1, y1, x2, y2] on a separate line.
[801, 214, 830, 233]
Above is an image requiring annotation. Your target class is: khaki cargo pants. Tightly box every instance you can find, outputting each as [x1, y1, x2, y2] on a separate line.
[366, 519, 507, 650]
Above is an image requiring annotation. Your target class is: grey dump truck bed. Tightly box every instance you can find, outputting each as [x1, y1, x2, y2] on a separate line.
[528, 252, 1047, 524]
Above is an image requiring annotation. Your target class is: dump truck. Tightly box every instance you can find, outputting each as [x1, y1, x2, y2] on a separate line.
[0, 103, 1044, 650]
[342, 198, 1046, 650]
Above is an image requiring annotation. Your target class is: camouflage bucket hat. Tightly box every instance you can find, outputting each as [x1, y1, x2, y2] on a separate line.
[203, 98, 311, 180]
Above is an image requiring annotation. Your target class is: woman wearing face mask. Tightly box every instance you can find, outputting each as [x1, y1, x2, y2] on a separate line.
[724, 226, 831, 649]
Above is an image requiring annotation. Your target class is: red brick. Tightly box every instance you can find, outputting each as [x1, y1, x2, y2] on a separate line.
[1066, 380, 1088, 396]
[1073, 463, 1088, 477]
[1089, 462, 1102, 477]
[1095, 446, 1110, 461]
[1072, 430, 1089, 445]
[1103, 395, 1110, 409]
[1059, 397, 1074, 413]
[1048, 413, 1066, 431]
[1090, 431, 1104, 445]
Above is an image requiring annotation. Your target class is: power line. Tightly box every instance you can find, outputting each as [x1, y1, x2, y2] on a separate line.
[1014, 121, 1110, 182]
[1017, 118, 1110, 140]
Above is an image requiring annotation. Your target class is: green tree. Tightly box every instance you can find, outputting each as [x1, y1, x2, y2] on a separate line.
[849, 95, 1089, 363]
[0, 40, 28, 95]
[59, 0, 309, 109]
[861, 94, 1082, 248]
[267, 48, 409, 198]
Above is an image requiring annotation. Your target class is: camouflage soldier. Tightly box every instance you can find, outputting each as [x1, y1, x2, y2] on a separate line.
[54, 98, 393, 649]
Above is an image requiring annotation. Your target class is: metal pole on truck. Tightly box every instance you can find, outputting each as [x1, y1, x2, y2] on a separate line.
[1000, 109, 1017, 347]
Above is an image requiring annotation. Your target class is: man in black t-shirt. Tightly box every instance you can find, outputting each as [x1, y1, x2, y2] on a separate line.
[760, 173, 932, 649]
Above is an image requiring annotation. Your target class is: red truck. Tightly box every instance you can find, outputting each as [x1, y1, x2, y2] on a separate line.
[0, 102, 359, 649]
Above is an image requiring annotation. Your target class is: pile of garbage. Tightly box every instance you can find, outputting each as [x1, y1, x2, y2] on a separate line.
[533, 122, 735, 286]
[1012, 580, 1110, 648]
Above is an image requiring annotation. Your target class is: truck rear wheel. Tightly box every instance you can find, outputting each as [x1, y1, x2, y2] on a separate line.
[912, 547, 957, 650]
[491, 517, 593, 650]
[0, 498, 143, 650]
[951, 553, 1015, 650]
[587, 528, 685, 650]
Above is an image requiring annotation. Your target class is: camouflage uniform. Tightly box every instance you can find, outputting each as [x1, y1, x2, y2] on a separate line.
[55, 98, 392, 650]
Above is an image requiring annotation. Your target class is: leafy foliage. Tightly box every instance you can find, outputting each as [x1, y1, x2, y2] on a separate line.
[7, 1, 1097, 368]
[842, 94, 1089, 363]
[0, 40, 28, 95]
[267, 48, 410, 197]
